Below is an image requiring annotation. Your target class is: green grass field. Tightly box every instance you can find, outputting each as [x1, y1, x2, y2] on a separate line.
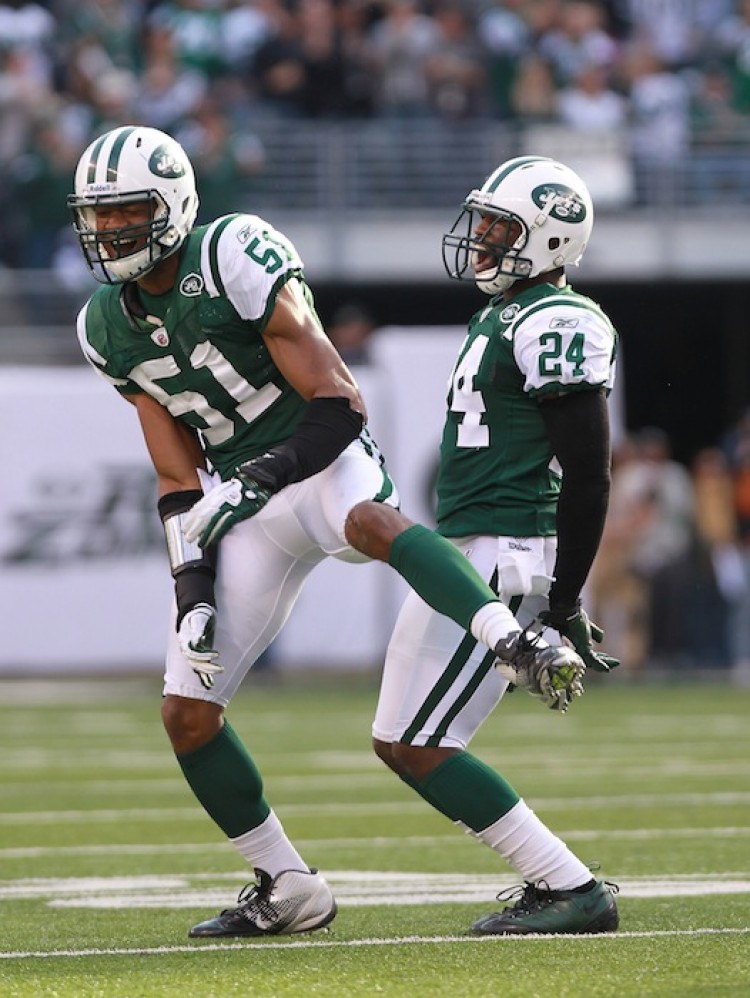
[0, 672, 748, 997]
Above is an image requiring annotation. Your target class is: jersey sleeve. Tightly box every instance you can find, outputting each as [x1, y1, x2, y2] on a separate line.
[208, 214, 305, 329]
[512, 301, 616, 398]
[76, 297, 141, 394]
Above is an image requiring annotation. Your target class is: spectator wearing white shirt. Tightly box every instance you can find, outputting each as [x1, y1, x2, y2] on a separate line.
[557, 60, 628, 132]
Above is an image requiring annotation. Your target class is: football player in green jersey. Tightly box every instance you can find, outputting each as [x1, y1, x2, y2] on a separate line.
[371, 156, 621, 935]
[69, 128, 584, 939]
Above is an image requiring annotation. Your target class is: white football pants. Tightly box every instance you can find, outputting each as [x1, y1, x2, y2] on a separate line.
[163, 439, 398, 705]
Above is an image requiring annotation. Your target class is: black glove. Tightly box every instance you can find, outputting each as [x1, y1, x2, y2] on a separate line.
[538, 602, 620, 673]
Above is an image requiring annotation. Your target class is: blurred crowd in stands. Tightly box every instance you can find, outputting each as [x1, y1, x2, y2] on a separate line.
[4, 0, 750, 267]
[588, 418, 750, 684]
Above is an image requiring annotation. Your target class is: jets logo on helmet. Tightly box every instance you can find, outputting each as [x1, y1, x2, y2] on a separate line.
[68, 126, 200, 284]
[532, 184, 587, 222]
[442, 156, 594, 296]
[149, 146, 188, 179]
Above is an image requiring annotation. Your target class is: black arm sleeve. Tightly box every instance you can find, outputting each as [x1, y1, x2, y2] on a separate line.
[237, 396, 364, 492]
[538, 389, 611, 611]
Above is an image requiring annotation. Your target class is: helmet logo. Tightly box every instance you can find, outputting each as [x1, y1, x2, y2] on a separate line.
[149, 145, 187, 179]
[531, 184, 587, 222]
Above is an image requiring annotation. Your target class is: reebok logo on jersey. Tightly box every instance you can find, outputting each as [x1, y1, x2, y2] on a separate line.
[550, 317, 579, 328]
[180, 273, 204, 297]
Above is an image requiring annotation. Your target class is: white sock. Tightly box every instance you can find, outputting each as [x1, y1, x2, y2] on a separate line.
[466, 799, 592, 890]
[469, 601, 519, 650]
[230, 811, 308, 879]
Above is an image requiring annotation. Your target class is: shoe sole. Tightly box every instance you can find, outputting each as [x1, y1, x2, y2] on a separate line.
[470, 901, 619, 936]
[278, 900, 338, 936]
[580, 904, 619, 934]
[189, 901, 338, 939]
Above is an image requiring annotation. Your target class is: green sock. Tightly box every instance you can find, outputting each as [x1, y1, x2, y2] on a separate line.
[177, 720, 270, 838]
[418, 752, 520, 830]
[399, 771, 445, 811]
[388, 524, 497, 630]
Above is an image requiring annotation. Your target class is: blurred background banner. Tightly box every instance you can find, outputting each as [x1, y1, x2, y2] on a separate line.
[0, 367, 172, 670]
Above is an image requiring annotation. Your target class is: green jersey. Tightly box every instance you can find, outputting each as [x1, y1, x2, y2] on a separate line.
[77, 213, 314, 479]
[437, 283, 618, 538]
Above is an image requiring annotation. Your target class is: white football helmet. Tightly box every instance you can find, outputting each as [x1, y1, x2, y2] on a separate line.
[442, 155, 594, 295]
[68, 125, 199, 283]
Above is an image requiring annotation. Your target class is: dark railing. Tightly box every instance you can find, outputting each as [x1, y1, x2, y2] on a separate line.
[3, 121, 750, 363]
[233, 119, 750, 214]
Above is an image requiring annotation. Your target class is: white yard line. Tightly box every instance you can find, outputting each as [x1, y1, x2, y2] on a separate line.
[1, 927, 749, 960]
[1, 872, 748, 905]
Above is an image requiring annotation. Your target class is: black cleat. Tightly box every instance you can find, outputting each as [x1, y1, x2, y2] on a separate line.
[188, 867, 337, 938]
[471, 879, 619, 935]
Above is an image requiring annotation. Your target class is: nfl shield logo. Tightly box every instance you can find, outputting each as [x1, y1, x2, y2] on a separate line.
[151, 327, 169, 347]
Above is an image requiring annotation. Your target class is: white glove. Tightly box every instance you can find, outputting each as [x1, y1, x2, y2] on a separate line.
[178, 602, 223, 690]
[182, 477, 272, 547]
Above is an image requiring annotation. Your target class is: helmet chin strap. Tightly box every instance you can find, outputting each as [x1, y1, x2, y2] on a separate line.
[473, 220, 528, 295]
[476, 226, 531, 295]
[476, 270, 516, 295]
[102, 244, 154, 282]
